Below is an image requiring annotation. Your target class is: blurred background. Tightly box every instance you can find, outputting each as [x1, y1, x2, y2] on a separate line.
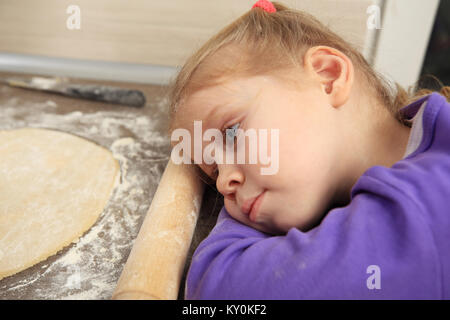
[420, 0, 450, 89]
[0, 0, 447, 88]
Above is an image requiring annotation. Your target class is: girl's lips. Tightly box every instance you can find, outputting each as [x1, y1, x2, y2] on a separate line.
[241, 195, 258, 215]
[249, 190, 266, 222]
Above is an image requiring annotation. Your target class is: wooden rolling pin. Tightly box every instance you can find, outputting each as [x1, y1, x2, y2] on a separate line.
[112, 158, 204, 299]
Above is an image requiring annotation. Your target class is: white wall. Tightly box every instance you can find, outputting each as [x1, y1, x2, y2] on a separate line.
[372, 0, 440, 89]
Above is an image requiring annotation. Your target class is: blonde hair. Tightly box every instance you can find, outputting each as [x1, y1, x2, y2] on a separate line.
[168, 1, 449, 133]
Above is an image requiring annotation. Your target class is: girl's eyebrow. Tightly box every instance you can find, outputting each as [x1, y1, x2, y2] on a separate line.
[205, 94, 252, 125]
[205, 102, 232, 126]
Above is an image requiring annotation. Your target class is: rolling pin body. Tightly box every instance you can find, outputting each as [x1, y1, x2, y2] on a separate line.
[112, 158, 204, 299]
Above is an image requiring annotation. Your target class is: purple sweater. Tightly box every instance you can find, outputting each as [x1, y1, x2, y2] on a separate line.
[185, 92, 450, 299]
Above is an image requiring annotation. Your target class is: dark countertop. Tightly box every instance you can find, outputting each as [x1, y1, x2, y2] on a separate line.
[0, 71, 221, 300]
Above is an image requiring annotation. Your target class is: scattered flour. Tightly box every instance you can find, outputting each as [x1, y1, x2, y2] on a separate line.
[0, 96, 171, 299]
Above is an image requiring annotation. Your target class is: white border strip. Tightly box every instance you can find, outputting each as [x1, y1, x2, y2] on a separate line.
[0, 53, 179, 85]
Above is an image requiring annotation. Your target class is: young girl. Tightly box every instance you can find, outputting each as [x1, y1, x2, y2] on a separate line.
[168, 1, 450, 299]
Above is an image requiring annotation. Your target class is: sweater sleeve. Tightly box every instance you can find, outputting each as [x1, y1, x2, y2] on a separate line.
[184, 174, 442, 299]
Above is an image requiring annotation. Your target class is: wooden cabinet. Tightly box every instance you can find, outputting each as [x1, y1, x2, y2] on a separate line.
[0, 0, 439, 87]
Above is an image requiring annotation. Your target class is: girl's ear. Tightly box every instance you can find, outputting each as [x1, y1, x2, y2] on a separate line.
[303, 45, 354, 108]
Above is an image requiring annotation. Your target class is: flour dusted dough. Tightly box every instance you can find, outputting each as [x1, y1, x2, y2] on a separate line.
[0, 128, 119, 280]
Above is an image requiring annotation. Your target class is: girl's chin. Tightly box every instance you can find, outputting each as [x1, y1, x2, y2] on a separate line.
[226, 206, 288, 235]
[231, 212, 274, 234]
[250, 219, 287, 235]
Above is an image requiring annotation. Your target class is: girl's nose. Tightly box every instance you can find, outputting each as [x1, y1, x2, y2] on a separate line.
[215, 164, 244, 197]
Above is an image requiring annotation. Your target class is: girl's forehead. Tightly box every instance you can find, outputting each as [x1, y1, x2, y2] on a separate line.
[175, 96, 231, 130]
[172, 74, 293, 138]
[176, 79, 263, 127]
[187, 75, 270, 105]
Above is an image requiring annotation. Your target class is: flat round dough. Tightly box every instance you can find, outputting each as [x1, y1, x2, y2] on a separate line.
[0, 128, 119, 280]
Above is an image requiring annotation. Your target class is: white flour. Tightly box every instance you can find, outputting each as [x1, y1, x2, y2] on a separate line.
[0, 94, 171, 299]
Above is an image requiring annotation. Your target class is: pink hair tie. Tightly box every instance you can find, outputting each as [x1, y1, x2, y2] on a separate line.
[252, 0, 277, 13]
